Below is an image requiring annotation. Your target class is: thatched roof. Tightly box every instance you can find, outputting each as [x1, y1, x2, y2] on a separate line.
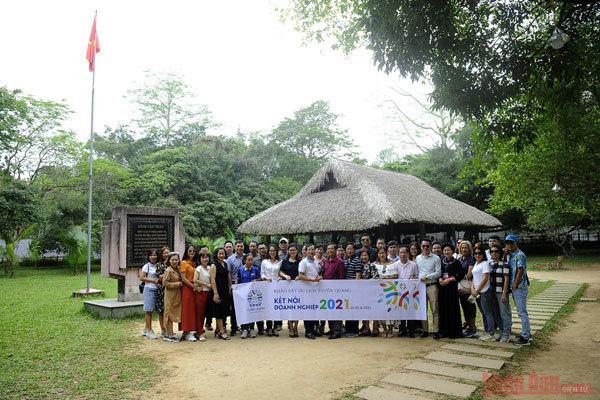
[238, 159, 501, 235]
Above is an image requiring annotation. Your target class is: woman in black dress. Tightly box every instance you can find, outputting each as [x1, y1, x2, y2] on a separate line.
[210, 247, 232, 340]
[437, 243, 464, 338]
[280, 243, 301, 337]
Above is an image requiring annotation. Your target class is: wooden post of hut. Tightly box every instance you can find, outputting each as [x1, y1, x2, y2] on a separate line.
[309, 233, 314, 244]
[419, 223, 426, 242]
[345, 231, 353, 244]
[266, 235, 271, 245]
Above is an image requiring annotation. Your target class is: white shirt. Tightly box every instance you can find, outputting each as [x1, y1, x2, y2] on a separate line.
[416, 253, 442, 284]
[299, 257, 319, 280]
[261, 259, 282, 281]
[195, 265, 212, 291]
[472, 260, 491, 293]
[381, 261, 398, 278]
[141, 263, 158, 289]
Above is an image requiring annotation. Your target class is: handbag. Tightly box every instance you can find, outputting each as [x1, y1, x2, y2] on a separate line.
[139, 281, 145, 294]
[457, 277, 471, 295]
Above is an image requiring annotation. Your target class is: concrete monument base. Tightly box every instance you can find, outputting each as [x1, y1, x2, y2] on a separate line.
[84, 298, 144, 318]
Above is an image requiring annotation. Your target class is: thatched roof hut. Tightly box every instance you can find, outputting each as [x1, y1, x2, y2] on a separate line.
[238, 159, 501, 237]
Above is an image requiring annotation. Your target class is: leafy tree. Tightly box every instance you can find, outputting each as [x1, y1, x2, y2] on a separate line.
[0, 86, 28, 151]
[126, 71, 215, 148]
[0, 179, 40, 275]
[59, 226, 87, 275]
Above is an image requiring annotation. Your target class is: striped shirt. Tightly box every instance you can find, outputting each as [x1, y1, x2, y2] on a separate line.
[344, 257, 361, 280]
[488, 260, 510, 293]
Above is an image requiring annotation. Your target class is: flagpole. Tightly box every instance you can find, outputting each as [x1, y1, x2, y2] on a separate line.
[86, 10, 97, 291]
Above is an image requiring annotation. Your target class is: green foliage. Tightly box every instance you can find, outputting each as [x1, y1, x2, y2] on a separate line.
[59, 226, 88, 275]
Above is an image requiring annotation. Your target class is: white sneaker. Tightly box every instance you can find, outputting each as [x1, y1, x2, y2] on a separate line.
[163, 334, 179, 342]
[250, 329, 257, 338]
[146, 330, 158, 340]
[480, 333, 494, 341]
[142, 328, 148, 337]
[161, 328, 167, 337]
[241, 329, 248, 339]
[185, 332, 197, 342]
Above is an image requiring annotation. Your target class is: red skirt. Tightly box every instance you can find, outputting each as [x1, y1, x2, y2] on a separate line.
[195, 291, 210, 334]
[178, 285, 196, 331]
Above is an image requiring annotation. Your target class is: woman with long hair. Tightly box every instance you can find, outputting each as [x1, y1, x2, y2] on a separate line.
[162, 252, 183, 342]
[375, 247, 398, 338]
[472, 248, 494, 341]
[179, 244, 198, 342]
[358, 249, 378, 336]
[437, 243, 464, 338]
[261, 244, 282, 337]
[210, 247, 232, 340]
[193, 251, 212, 341]
[409, 242, 420, 262]
[457, 240, 477, 336]
[155, 246, 170, 337]
[280, 243, 301, 337]
[140, 249, 160, 340]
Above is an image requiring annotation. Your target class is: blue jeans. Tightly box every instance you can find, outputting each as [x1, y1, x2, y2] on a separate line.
[512, 287, 530, 340]
[476, 290, 496, 335]
[494, 292, 512, 336]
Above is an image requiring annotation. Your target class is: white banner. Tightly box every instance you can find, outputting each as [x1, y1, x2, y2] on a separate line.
[232, 279, 426, 324]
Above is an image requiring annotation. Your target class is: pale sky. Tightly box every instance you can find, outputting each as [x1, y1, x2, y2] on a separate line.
[0, 0, 436, 162]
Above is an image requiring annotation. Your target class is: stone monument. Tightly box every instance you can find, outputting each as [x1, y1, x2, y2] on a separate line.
[85, 206, 185, 317]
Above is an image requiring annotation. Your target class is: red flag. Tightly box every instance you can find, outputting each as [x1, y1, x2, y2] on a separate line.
[86, 15, 100, 72]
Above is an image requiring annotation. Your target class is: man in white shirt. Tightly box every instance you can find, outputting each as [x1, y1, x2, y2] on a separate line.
[485, 235, 501, 261]
[298, 243, 322, 339]
[416, 239, 442, 339]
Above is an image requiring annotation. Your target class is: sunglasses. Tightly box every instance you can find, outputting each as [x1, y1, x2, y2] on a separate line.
[421, 244, 430, 248]
[474, 252, 484, 256]
[188, 249, 196, 253]
[490, 250, 501, 253]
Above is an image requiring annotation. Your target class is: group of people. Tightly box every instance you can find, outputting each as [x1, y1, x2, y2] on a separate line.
[139, 233, 531, 345]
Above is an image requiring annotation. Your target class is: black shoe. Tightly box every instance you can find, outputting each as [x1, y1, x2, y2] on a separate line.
[323, 330, 332, 336]
[514, 336, 530, 346]
[433, 333, 440, 340]
[420, 332, 429, 338]
[409, 332, 416, 338]
[257, 330, 264, 335]
[314, 331, 323, 337]
[397, 331, 406, 337]
[328, 333, 342, 340]
[305, 333, 316, 339]
[230, 330, 237, 336]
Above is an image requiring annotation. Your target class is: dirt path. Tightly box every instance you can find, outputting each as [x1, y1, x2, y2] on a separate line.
[130, 323, 444, 399]
[498, 264, 600, 399]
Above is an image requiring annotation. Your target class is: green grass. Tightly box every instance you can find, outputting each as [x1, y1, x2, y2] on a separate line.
[528, 249, 600, 270]
[0, 266, 156, 399]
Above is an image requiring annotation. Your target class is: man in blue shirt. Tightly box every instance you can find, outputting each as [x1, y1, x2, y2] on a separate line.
[505, 234, 531, 345]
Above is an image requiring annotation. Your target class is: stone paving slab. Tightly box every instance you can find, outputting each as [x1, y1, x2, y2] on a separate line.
[513, 323, 545, 330]
[580, 297, 598, 302]
[425, 351, 504, 369]
[405, 361, 489, 382]
[356, 385, 429, 400]
[528, 301, 566, 305]
[452, 338, 518, 349]
[441, 343, 514, 358]
[382, 372, 477, 398]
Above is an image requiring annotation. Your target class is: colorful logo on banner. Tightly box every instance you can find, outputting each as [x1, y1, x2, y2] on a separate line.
[378, 281, 420, 312]
[247, 289, 263, 306]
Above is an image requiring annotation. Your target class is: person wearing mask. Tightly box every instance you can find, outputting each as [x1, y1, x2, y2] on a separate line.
[261, 244, 282, 337]
[297, 244, 322, 339]
[323, 243, 346, 339]
[416, 239, 441, 339]
[397, 246, 419, 338]
[179, 245, 198, 342]
[225, 240, 245, 336]
[505, 234, 531, 346]
[280, 243, 301, 337]
[140, 249, 160, 340]
[471, 248, 495, 341]
[437, 243, 464, 339]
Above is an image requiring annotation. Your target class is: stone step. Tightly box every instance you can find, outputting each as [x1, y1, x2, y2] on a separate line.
[425, 351, 504, 369]
[382, 372, 477, 398]
[404, 361, 489, 382]
[450, 338, 517, 349]
[441, 343, 514, 358]
[356, 385, 429, 400]
[528, 301, 566, 305]
[580, 297, 598, 302]
[513, 323, 545, 330]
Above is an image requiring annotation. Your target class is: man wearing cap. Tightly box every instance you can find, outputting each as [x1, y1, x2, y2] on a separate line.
[505, 234, 531, 345]
[278, 237, 289, 260]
